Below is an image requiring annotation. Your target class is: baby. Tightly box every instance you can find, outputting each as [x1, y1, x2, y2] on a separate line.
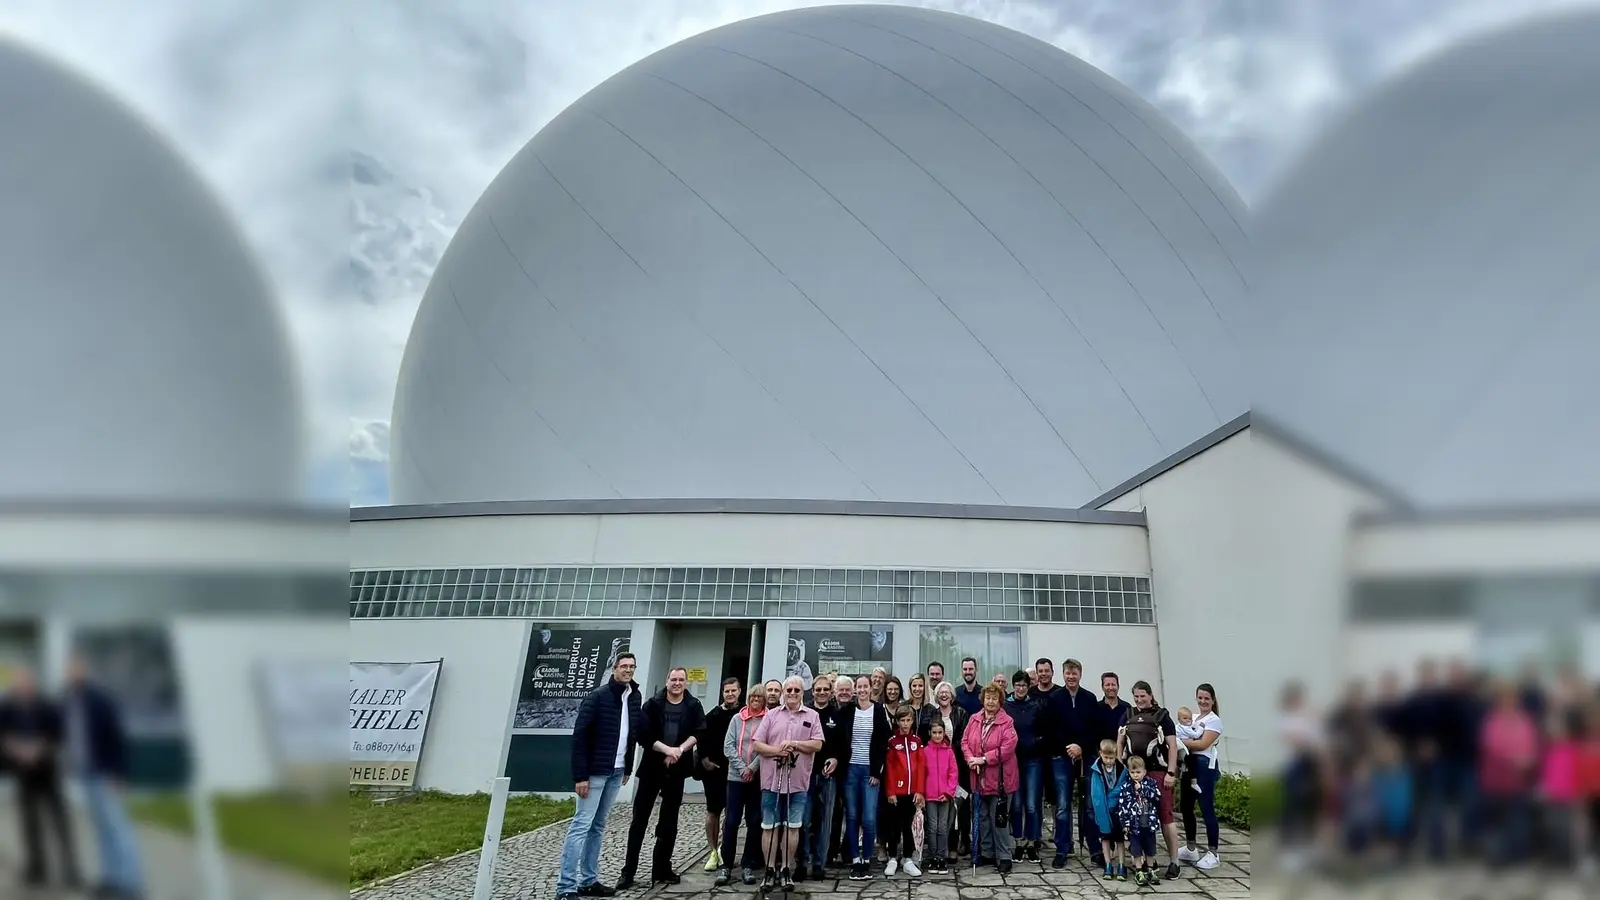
[1176, 707, 1203, 793]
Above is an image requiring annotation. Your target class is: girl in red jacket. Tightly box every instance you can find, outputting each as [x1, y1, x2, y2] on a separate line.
[885, 706, 926, 877]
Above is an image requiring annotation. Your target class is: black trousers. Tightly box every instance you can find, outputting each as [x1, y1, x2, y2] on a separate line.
[17, 775, 78, 881]
[621, 768, 686, 881]
[885, 797, 917, 858]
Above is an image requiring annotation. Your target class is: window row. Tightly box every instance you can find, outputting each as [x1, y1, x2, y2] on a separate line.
[350, 566, 1148, 594]
[347, 596, 1154, 625]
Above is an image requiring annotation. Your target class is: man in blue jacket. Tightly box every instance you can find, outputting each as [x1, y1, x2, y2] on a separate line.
[557, 652, 644, 900]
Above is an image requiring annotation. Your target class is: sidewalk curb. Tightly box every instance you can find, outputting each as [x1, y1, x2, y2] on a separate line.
[350, 815, 576, 896]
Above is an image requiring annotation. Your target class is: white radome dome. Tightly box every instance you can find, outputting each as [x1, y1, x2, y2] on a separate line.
[0, 40, 304, 506]
[1247, 9, 1600, 509]
[392, 4, 1247, 507]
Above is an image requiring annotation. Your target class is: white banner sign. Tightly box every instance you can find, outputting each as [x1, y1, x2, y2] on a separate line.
[349, 660, 442, 787]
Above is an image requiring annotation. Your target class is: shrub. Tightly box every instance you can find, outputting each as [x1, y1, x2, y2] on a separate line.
[1213, 771, 1252, 830]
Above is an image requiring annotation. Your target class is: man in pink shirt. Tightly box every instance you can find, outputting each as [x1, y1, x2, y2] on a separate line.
[753, 675, 824, 892]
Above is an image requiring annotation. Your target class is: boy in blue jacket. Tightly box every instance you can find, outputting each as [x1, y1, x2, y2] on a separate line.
[1088, 739, 1129, 882]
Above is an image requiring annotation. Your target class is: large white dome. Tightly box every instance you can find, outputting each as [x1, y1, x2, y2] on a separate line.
[392, 4, 1247, 507]
[0, 40, 304, 505]
[1247, 9, 1600, 509]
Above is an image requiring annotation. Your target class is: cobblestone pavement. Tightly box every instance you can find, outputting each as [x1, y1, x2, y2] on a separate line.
[0, 788, 336, 900]
[353, 799, 712, 900]
[354, 794, 1252, 900]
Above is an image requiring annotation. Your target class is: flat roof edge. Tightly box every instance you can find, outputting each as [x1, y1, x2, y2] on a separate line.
[351, 497, 1146, 527]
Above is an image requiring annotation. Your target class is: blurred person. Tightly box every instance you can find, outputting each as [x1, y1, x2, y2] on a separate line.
[1478, 680, 1540, 868]
[962, 683, 1018, 873]
[1114, 756, 1162, 886]
[617, 666, 705, 889]
[63, 653, 143, 899]
[798, 671, 843, 882]
[751, 676, 823, 893]
[1119, 681, 1181, 880]
[1371, 737, 1414, 868]
[1538, 710, 1583, 869]
[1439, 660, 1486, 856]
[881, 706, 924, 877]
[695, 677, 741, 873]
[716, 683, 767, 887]
[0, 666, 81, 890]
[1005, 670, 1044, 861]
[1577, 705, 1600, 874]
[556, 652, 642, 900]
[1405, 659, 1454, 861]
[1277, 681, 1325, 870]
[920, 719, 959, 874]
[1177, 684, 1224, 870]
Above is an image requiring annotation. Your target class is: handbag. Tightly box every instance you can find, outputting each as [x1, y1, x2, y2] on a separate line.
[991, 723, 1012, 829]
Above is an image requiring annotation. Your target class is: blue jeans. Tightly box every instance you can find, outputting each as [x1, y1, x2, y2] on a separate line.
[802, 771, 837, 868]
[1011, 757, 1042, 842]
[557, 767, 624, 894]
[80, 775, 143, 892]
[722, 780, 764, 870]
[1050, 757, 1077, 855]
[842, 764, 879, 862]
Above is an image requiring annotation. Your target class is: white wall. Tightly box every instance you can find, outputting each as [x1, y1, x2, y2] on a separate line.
[350, 619, 529, 795]
[1025, 623, 1160, 696]
[1350, 516, 1600, 577]
[1345, 623, 1475, 681]
[351, 512, 1148, 575]
[1107, 431, 1384, 772]
[169, 615, 348, 794]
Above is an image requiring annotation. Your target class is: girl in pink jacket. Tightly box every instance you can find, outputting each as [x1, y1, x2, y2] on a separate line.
[961, 685, 1020, 872]
[921, 720, 961, 873]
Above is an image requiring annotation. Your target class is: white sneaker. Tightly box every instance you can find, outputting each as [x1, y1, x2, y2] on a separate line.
[885, 858, 899, 876]
[1197, 851, 1219, 870]
[903, 858, 921, 877]
[1177, 846, 1199, 863]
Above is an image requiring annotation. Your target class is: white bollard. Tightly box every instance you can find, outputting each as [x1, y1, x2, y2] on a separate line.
[473, 777, 512, 900]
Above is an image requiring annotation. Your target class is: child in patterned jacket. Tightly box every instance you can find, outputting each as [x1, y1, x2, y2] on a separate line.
[1114, 756, 1165, 887]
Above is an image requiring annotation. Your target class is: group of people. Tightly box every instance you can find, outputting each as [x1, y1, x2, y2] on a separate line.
[554, 651, 1226, 899]
[1278, 659, 1600, 876]
[0, 655, 144, 898]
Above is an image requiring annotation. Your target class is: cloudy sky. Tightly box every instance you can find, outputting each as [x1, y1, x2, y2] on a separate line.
[0, 0, 1572, 506]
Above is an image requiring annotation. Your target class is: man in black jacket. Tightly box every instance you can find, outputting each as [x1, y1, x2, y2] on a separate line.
[618, 667, 705, 889]
[799, 672, 845, 881]
[1006, 670, 1046, 861]
[0, 666, 81, 889]
[695, 677, 741, 874]
[556, 653, 643, 900]
[1043, 657, 1096, 868]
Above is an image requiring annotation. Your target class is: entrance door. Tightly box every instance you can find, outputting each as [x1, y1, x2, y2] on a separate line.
[663, 622, 761, 795]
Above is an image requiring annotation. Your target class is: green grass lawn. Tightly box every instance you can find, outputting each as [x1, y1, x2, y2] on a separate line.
[128, 791, 348, 886]
[349, 790, 575, 889]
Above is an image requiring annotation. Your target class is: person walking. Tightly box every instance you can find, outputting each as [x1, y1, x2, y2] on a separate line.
[555, 653, 643, 900]
[618, 667, 705, 889]
[716, 684, 768, 887]
[799, 672, 845, 882]
[62, 653, 143, 899]
[751, 676, 824, 892]
[962, 684, 1019, 873]
[694, 677, 741, 873]
[0, 666, 81, 891]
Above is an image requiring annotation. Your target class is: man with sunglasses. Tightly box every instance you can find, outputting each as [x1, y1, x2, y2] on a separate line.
[752, 675, 824, 892]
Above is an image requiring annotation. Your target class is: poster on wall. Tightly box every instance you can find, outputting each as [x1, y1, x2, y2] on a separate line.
[72, 624, 185, 738]
[349, 659, 442, 787]
[788, 626, 893, 692]
[514, 628, 632, 730]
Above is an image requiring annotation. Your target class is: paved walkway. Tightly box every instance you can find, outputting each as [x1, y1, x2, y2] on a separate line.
[353, 797, 1252, 899]
[0, 788, 337, 900]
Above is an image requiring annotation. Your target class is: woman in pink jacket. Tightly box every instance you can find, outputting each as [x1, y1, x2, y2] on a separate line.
[1478, 680, 1539, 867]
[961, 684, 1020, 873]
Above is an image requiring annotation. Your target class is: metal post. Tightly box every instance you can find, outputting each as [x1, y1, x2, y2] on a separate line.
[190, 784, 232, 900]
[473, 777, 512, 900]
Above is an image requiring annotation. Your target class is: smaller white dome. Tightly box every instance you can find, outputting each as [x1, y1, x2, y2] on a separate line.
[1247, 10, 1600, 509]
[0, 40, 304, 505]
